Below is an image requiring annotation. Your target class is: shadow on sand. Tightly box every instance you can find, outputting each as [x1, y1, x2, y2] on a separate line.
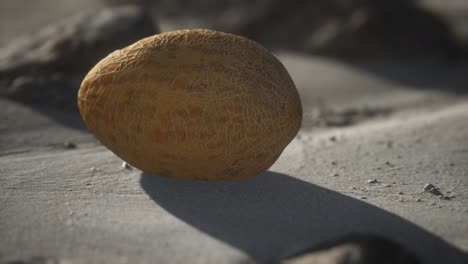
[140, 171, 468, 263]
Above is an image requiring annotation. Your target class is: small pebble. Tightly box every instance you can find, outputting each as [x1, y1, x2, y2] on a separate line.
[329, 136, 337, 142]
[367, 179, 378, 184]
[333, 173, 339, 177]
[90, 167, 98, 172]
[331, 161, 337, 166]
[416, 198, 422, 202]
[424, 183, 442, 196]
[122, 162, 132, 170]
[440, 195, 453, 201]
[424, 183, 435, 190]
[63, 141, 77, 149]
[384, 184, 392, 187]
[398, 192, 404, 195]
[360, 196, 367, 200]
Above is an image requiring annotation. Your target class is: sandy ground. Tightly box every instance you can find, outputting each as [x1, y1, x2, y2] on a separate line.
[1, 1, 468, 264]
[1, 53, 468, 263]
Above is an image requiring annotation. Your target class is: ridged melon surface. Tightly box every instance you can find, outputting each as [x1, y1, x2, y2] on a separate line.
[78, 29, 302, 181]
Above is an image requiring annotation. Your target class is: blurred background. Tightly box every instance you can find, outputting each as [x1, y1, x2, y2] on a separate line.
[1, 0, 468, 113]
[2, 0, 468, 58]
[0, 0, 468, 109]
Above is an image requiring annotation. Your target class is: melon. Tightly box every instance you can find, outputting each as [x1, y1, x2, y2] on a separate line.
[78, 29, 302, 181]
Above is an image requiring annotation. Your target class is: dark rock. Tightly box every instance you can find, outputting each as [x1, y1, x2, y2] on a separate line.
[0, 5, 158, 109]
[142, 0, 464, 60]
[63, 141, 77, 149]
[5, 74, 82, 109]
[280, 234, 420, 264]
[424, 183, 443, 196]
[424, 184, 435, 191]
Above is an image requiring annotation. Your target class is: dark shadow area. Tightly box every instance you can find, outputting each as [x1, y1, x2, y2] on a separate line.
[283, 233, 421, 264]
[0, 92, 87, 131]
[33, 104, 87, 131]
[344, 60, 468, 94]
[140, 171, 468, 264]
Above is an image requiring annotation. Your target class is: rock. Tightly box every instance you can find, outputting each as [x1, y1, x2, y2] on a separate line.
[367, 179, 378, 184]
[280, 234, 420, 264]
[63, 141, 76, 149]
[143, 0, 464, 60]
[424, 184, 434, 191]
[122, 161, 132, 170]
[2, 73, 83, 109]
[424, 184, 443, 196]
[0, 5, 158, 109]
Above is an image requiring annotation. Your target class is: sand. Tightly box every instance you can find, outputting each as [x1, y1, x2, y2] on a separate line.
[1, 1, 468, 263]
[1, 53, 468, 263]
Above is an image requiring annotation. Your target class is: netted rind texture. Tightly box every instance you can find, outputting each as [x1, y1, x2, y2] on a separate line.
[78, 29, 302, 181]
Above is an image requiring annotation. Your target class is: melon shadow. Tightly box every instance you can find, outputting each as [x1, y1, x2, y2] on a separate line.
[140, 171, 467, 263]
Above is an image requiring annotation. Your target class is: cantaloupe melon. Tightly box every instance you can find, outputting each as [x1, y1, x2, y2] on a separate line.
[78, 29, 302, 181]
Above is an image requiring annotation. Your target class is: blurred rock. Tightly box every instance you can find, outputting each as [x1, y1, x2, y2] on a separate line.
[0, 5, 158, 109]
[280, 234, 420, 264]
[136, 0, 465, 60]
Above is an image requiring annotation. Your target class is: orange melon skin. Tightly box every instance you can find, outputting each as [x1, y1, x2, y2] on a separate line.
[78, 29, 302, 181]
